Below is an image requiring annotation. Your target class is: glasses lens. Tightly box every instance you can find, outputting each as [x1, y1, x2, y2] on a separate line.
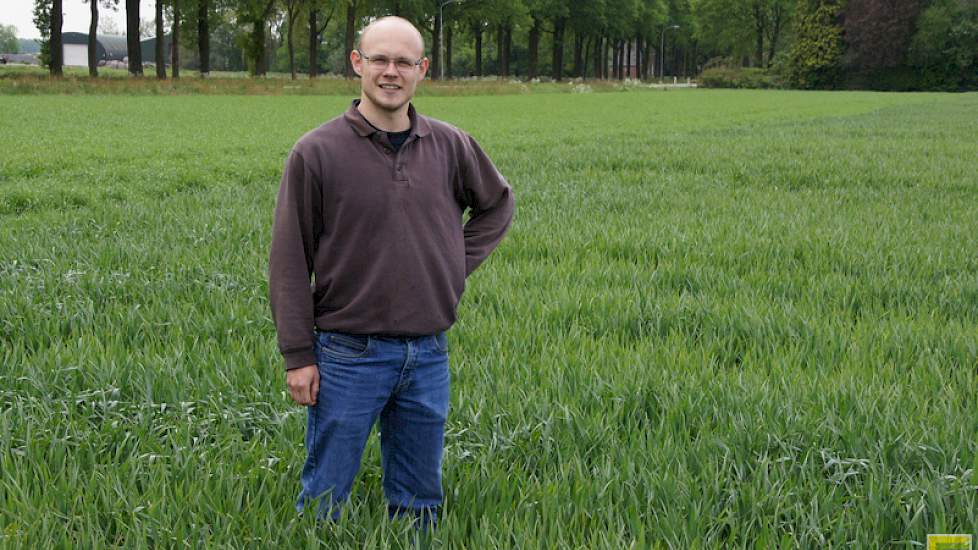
[369, 57, 390, 69]
[395, 60, 415, 71]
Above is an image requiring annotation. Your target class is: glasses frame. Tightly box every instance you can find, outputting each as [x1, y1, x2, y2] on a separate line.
[356, 49, 425, 73]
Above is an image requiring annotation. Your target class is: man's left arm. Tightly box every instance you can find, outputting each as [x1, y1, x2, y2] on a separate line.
[457, 132, 515, 276]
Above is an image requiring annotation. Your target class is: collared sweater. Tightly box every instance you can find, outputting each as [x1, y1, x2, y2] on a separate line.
[269, 101, 514, 370]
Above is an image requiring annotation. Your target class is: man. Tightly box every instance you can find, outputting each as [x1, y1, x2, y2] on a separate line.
[268, 16, 514, 525]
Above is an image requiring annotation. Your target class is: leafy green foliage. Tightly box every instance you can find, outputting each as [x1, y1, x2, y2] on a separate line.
[2, 90, 978, 546]
[0, 24, 19, 54]
[908, 0, 978, 90]
[32, 0, 52, 68]
[784, 0, 842, 89]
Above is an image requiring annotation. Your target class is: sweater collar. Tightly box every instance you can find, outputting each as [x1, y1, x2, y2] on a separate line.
[344, 100, 431, 138]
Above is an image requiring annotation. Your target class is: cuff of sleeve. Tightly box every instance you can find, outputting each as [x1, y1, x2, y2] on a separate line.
[283, 349, 317, 371]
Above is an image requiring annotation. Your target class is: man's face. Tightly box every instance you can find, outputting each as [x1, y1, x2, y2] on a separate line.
[352, 24, 429, 114]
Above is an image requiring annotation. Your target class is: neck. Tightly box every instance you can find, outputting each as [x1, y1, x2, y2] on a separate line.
[357, 98, 411, 132]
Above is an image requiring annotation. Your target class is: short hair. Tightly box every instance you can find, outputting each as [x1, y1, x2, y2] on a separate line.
[356, 16, 426, 55]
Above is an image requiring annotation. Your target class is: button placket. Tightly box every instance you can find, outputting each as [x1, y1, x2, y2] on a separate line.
[392, 139, 411, 183]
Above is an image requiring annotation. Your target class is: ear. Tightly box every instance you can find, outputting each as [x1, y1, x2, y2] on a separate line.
[350, 49, 363, 77]
[418, 57, 430, 79]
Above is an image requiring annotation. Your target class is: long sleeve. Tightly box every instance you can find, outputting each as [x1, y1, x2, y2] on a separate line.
[269, 148, 323, 370]
[458, 133, 515, 277]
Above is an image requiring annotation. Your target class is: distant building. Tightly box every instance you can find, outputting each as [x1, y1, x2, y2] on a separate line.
[60, 33, 173, 67]
[62, 33, 128, 66]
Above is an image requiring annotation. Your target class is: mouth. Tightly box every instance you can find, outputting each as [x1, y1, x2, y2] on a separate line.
[379, 83, 402, 90]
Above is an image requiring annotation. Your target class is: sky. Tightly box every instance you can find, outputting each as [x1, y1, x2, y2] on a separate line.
[3, 0, 157, 39]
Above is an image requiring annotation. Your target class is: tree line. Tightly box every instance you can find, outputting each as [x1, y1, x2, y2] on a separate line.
[31, 0, 978, 90]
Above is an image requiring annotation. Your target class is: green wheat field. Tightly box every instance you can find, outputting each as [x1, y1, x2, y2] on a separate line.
[1, 89, 977, 548]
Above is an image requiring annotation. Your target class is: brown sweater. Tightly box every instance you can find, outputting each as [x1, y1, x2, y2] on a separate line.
[269, 101, 514, 370]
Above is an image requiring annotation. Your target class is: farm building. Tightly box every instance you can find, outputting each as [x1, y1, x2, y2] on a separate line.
[60, 33, 172, 67]
[61, 33, 128, 66]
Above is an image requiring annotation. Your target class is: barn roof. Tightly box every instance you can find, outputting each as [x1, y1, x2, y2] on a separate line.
[61, 33, 129, 61]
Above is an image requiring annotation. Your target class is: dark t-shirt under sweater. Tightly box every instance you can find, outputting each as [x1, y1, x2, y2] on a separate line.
[269, 101, 515, 370]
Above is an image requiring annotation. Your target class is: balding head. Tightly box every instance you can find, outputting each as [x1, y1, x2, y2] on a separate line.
[357, 16, 426, 58]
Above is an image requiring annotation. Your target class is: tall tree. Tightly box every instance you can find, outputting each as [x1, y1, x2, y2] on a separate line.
[198, 0, 210, 76]
[283, 0, 303, 79]
[551, 12, 567, 80]
[52, 0, 63, 75]
[35, 0, 65, 75]
[843, 0, 925, 72]
[240, 0, 277, 75]
[569, 0, 606, 78]
[908, 0, 978, 89]
[526, 14, 541, 78]
[87, 0, 99, 76]
[344, 0, 357, 78]
[692, 0, 791, 67]
[126, 0, 143, 75]
[172, 0, 180, 77]
[785, 0, 843, 88]
[156, 0, 168, 78]
[308, 0, 336, 78]
[525, 0, 568, 80]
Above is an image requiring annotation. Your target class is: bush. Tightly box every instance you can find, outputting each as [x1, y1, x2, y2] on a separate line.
[699, 66, 783, 89]
[785, 0, 845, 89]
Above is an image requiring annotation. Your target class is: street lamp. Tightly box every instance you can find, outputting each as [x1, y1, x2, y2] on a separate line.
[659, 24, 679, 80]
[439, 0, 465, 80]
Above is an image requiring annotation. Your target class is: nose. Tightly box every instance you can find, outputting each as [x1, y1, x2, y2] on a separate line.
[381, 61, 399, 78]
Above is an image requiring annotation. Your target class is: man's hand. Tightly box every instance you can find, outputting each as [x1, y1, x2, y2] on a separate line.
[287, 365, 320, 406]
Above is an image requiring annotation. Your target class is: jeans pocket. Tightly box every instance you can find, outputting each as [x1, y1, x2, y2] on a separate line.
[433, 332, 449, 354]
[322, 332, 371, 359]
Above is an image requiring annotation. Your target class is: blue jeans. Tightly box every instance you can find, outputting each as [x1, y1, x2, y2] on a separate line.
[296, 330, 450, 523]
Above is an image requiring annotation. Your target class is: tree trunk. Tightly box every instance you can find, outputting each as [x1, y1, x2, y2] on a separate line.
[502, 24, 511, 77]
[645, 40, 655, 80]
[51, 0, 63, 76]
[583, 35, 591, 78]
[156, 0, 166, 78]
[573, 32, 583, 78]
[551, 17, 565, 81]
[288, 5, 296, 79]
[252, 19, 267, 75]
[492, 25, 501, 76]
[198, 0, 209, 76]
[615, 40, 625, 80]
[611, 40, 618, 79]
[309, 8, 318, 78]
[766, 6, 783, 67]
[446, 23, 453, 78]
[601, 36, 609, 79]
[626, 39, 631, 78]
[344, 0, 356, 78]
[432, 12, 441, 79]
[634, 37, 641, 80]
[527, 16, 541, 80]
[172, 0, 180, 78]
[753, 3, 766, 68]
[592, 35, 601, 79]
[88, 0, 98, 77]
[474, 25, 482, 76]
[126, 0, 142, 75]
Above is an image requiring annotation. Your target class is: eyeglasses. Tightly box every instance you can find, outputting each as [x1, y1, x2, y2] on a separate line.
[357, 50, 423, 73]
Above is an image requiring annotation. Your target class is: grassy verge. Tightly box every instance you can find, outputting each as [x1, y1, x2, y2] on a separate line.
[0, 65, 657, 96]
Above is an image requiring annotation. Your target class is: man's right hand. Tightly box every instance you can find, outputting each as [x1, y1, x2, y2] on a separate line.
[287, 365, 320, 406]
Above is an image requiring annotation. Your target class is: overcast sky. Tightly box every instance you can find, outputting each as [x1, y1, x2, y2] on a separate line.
[3, 0, 157, 39]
